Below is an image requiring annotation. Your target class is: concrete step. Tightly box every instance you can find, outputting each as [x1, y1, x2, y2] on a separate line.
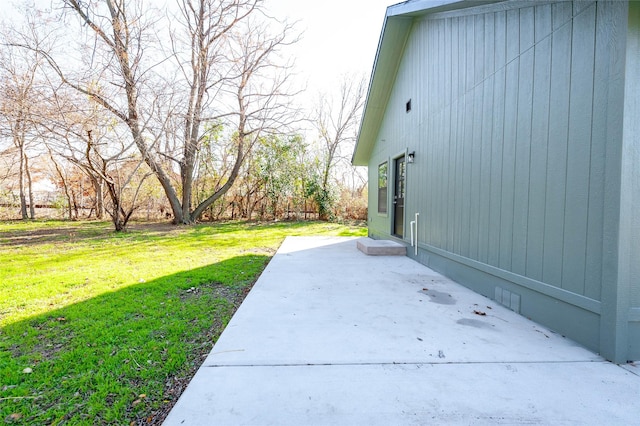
[357, 237, 406, 256]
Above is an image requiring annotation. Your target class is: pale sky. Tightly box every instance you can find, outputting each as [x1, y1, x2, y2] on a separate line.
[5, 0, 393, 93]
[4, 0, 394, 114]
[264, 0, 393, 96]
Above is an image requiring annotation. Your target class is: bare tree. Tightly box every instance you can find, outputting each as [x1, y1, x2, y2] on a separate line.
[190, 14, 300, 219]
[312, 74, 366, 219]
[17, 0, 300, 224]
[40, 86, 152, 230]
[84, 129, 152, 231]
[170, 0, 258, 222]
[46, 0, 183, 222]
[0, 22, 48, 220]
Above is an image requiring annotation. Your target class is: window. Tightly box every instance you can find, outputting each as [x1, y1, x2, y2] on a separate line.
[378, 162, 388, 214]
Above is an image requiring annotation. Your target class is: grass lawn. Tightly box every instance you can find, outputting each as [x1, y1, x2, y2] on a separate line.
[0, 220, 366, 425]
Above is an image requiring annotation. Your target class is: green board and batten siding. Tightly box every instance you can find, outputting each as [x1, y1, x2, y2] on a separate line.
[363, 1, 639, 363]
[612, 0, 640, 363]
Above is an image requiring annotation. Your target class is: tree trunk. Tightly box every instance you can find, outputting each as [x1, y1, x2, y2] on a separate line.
[190, 145, 244, 221]
[181, 160, 194, 223]
[90, 175, 104, 219]
[65, 190, 72, 220]
[96, 180, 104, 219]
[71, 188, 79, 219]
[49, 151, 73, 220]
[24, 154, 35, 219]
[18, 136, 27, 220]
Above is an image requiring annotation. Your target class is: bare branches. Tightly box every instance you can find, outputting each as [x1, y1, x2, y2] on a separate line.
[315, 74, 366, 190]
[3, 0, 301, 224]
[0, 14, 55, 219]
[63, 0, 117, 50]
[167, 0, 300, 221]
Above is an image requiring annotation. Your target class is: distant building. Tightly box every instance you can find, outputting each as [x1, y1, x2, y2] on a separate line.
[1, 178, 58, 208]
[354, 0, 639, 363]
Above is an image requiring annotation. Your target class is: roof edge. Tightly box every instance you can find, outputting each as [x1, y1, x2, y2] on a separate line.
[352, 12, 413, 166]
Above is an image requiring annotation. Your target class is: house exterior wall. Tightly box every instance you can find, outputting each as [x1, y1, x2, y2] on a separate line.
[612, 0, 640, 362]
[367, 1, 639, 362]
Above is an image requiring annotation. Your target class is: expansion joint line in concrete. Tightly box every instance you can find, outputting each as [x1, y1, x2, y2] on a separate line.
[203, 360, 609, 368]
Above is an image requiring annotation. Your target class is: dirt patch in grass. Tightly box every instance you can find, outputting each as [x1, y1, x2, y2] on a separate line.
[126, 221, 186, 236]
[0, 225, 96, 246]
[0, 220, 176, 247]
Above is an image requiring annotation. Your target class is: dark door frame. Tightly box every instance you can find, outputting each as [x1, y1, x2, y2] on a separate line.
[392, 154, 406, 238]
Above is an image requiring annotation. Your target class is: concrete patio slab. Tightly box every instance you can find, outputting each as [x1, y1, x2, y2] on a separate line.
[164, 236, 640, 425]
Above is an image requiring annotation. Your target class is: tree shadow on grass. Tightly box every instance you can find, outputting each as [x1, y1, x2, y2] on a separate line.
[0, 254, 270, 425]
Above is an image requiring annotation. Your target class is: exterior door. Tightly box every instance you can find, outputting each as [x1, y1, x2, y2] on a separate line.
[393, 156, 405, 238]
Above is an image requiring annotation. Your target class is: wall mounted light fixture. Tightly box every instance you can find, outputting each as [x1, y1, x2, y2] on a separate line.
[407, 151, 415, 163]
